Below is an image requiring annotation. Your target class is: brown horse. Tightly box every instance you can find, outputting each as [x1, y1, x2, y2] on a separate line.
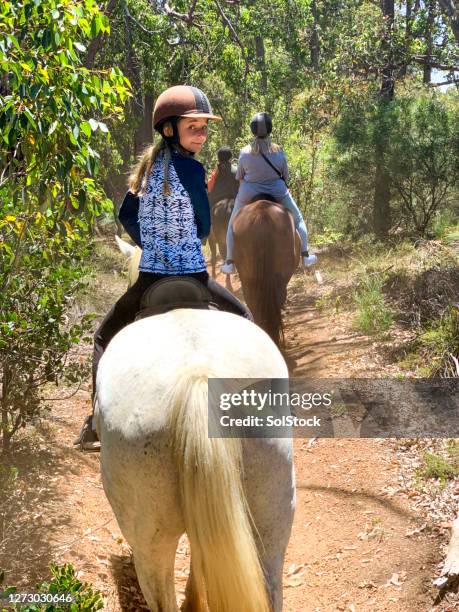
[233, 197, 300, 346]
[208, 197, 234, 290]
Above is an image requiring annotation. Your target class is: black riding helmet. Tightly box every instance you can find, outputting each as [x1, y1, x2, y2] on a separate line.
[250, 112, 272, 138]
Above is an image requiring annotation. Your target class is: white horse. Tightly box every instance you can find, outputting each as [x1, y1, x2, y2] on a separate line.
[94, 276, 295, 610]
[115, 234, 141, 287]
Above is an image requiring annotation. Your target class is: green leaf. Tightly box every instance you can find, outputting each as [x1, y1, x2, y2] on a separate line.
[79, 121, 91, 137]
[49, 120, 58, 135]
[74, 42, 86, 52]
[23, 107, 37, 130]
[97, 121, 108, 133]
[88, 118, 98, 131]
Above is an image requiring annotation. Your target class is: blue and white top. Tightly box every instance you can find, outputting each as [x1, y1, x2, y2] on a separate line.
[118, 149, 211, 276]
[138, 154, 207, 274]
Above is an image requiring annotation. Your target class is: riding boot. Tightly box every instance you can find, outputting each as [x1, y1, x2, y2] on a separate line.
[73, 337, 104, 451]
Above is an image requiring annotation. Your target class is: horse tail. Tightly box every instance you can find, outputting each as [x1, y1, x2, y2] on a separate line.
[254, 226, 284, 346]
[243, 209, 284, 346]
[167, 366, 270, 612]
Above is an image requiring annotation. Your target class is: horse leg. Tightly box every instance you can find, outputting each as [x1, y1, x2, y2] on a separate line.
[208, 232, 217, 279]
[218, 237, 233, 291]
[99, 436, 184, 612]
[225, 274, 233, 292]
[243, 439, 295, 612]
[181, 563, 206, 612]
[132, 536, 180, 612]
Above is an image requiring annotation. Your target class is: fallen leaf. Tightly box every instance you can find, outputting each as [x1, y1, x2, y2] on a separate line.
[406, 523, 427, 537]
[285, 577, 304, 588]
[287, 563, 305, 576]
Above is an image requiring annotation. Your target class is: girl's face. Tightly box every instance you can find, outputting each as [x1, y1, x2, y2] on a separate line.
[177, 117, 209, 154]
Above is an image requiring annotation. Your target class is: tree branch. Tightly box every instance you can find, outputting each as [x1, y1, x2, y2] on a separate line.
[85, 0, 119, 69]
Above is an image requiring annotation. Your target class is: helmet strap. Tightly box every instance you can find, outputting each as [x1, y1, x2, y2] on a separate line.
[160, 118, 194, 156]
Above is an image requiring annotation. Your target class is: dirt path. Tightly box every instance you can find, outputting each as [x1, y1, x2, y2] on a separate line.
[1, 257, 449, 611]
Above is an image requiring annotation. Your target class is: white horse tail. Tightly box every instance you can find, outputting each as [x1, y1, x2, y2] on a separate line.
[167, 366, 270, 612]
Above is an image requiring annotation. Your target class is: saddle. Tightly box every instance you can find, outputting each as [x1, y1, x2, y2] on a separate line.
[135, 277, 219, 321]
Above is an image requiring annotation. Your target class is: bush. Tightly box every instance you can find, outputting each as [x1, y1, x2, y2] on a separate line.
[417, 306, 459, 377]
[416, 451, 459, 483]
[353, 274, 393, 335]
[0, 0, 130, 452]
[0, 563, 103, 611]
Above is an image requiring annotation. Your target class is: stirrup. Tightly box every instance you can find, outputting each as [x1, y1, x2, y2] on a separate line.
[221, 261, 235, 274]
[302, 253, 317, 267]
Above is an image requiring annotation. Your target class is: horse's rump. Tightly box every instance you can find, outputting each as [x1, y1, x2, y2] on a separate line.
[211, 197, 234, 222]
[96, 310, 294, 611]
[233, 200, 297, 345]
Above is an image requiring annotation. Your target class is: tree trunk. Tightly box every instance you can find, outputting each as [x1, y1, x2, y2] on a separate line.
[310, 0, 320, 73]
[134, 93, 154, 155]
[400, 0, 412, 77]
[255, 36, 268, 93]
[437, 0, 459, 44]
[372, 0, 395, 237]
[85, 0, 119, 68]
[373, 159, 392, 236]
[1, 364, 11, 454]
[122, 1, 145, 156]
[423, 0, 436, 84]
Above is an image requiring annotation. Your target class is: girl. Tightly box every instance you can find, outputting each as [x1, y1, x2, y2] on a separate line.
[221, 112, 317, 274]
[75, 85, 252, 450]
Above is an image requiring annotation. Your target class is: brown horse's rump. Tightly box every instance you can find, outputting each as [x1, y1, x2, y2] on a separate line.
[233, 200, 300, 346]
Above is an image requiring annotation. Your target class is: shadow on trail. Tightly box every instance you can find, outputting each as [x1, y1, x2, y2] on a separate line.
[110, 553, 148, 611]
[0, 421, 100, 586]
[296, 482, 419, 521]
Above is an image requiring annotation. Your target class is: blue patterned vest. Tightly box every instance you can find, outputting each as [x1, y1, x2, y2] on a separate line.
[138, 154, 207, 275]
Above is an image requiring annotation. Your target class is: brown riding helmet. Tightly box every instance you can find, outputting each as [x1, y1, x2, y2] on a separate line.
[153, 85, 221, 129]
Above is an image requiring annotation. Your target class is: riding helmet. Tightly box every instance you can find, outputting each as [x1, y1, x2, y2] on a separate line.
[217, 147, 232, 162]
[250, 112, 272, 138]
[153, 85, 221, 133]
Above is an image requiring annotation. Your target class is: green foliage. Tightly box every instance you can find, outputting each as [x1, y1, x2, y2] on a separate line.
[0, 0, 130, 451]
[398, 306, 459, 377]
[353, 274, 393, 335]
[331, 89, 459, 236]
[314, 228, 344, 246]
[0, 563, 103, 611]
[417, 306, 459, 376]
[416, 451, 459, 483]
[432, 213, 459, 239]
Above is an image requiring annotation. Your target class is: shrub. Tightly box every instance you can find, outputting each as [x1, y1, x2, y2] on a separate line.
[417, 306, 459, 377]
[0, 0, 130, 452]
[416, 451, 459, 483]
[0, 563, 103, 611]
[353, 274, 393, 335]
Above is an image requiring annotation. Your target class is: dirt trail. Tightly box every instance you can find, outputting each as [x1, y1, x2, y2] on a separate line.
[1, 258, 447, 611]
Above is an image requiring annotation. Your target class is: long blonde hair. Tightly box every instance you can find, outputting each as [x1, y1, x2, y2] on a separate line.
[128, 140, 173, 196]
[247, 136, 282, 155]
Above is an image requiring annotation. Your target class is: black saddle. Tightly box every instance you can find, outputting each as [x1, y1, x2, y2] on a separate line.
[135, 276, 219, 321]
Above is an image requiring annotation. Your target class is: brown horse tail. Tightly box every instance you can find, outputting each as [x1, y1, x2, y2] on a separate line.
[238, 202, 292, 346]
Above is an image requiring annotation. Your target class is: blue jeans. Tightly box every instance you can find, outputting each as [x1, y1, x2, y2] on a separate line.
[225, 192, 309, 261]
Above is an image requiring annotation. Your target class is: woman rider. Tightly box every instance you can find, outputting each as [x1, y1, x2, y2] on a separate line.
[221, 112, 317, 274]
